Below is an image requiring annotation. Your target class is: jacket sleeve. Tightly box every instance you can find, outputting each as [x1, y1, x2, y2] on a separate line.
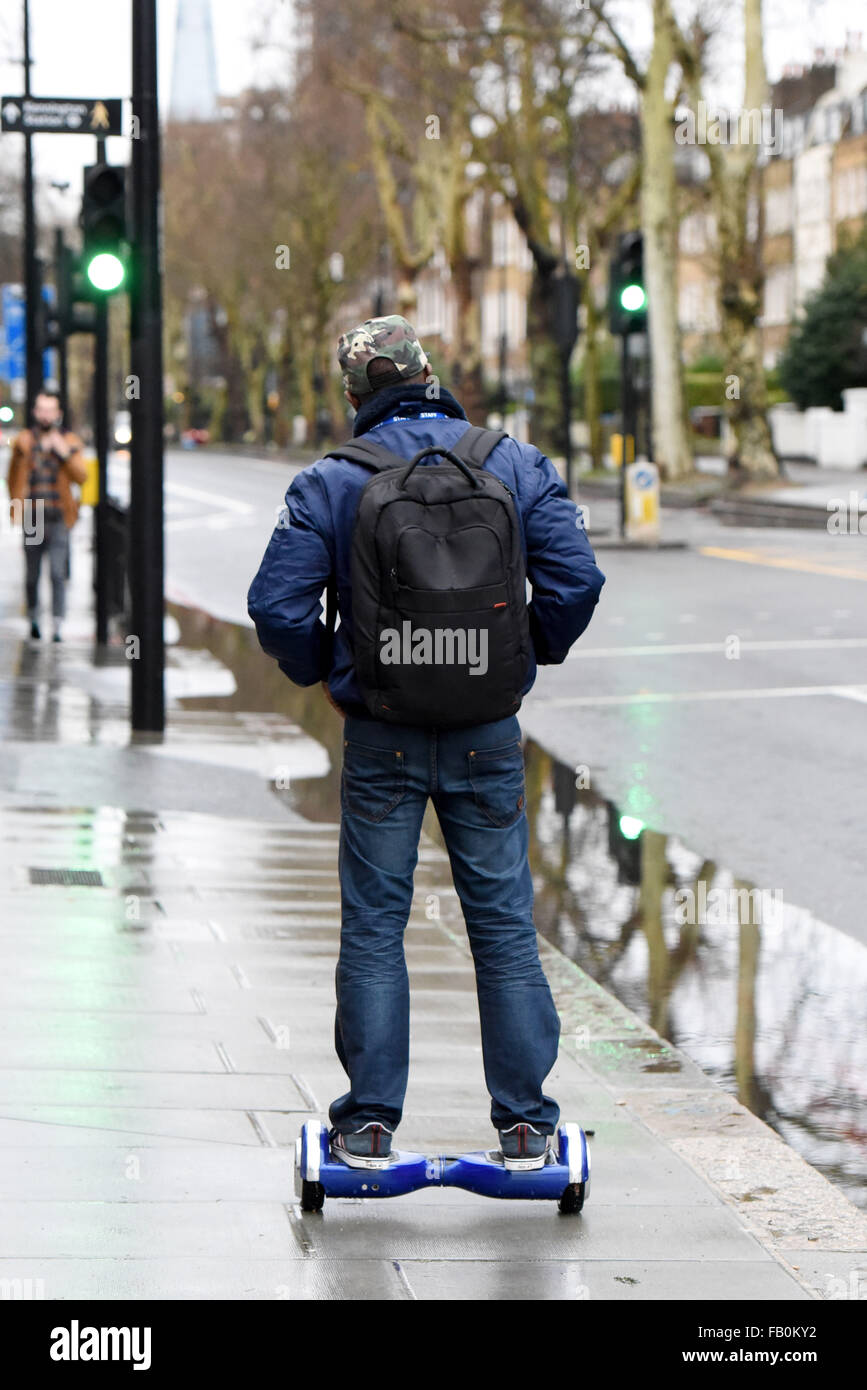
[246, 468, 334, 687]
[522, 449, 606, 663]
[62, 434, 88, 485]
[7, 432, 27, 519]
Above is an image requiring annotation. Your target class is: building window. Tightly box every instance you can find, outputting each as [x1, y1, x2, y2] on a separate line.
[764, 266, 793, 326]
[679, 211, 715, 255]
[765, 185, 793, 236]
[680, 213, 704, 255]
[493, 217, 523, 268]
[679, 280, 719, 332]
[835, 165, 867, 220]
[417, 279, 447, 338]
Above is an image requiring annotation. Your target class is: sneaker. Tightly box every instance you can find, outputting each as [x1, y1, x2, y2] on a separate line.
[29, 621, 41, 641]
[330, 1122, 394, 1169]
[498, 1123, 551, 1171]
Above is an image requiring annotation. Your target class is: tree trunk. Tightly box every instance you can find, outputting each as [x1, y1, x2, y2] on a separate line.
[639, 830, 671, 1039]
[450, 246, 485, 422]
[214, 315, 248, 443]
[526, 260, 566, 458]
[641, 0, 693, 480]
[735, 884, 761, 1113]
[711, 0, 779, 480]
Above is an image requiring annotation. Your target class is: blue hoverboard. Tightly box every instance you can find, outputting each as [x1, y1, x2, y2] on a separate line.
[294, 1120, 591, 1215]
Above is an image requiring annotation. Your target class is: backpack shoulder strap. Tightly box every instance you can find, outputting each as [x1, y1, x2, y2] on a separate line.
[449, 424, 509, 468]
[323, 438, 409, 473]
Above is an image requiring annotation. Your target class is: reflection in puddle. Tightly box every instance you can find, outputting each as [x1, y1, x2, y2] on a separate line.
[169, 604, 867, 1209]
[524, 755, 867, 1210]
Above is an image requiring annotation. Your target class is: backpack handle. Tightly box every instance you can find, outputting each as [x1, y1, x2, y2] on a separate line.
[401, 445, 481, 488]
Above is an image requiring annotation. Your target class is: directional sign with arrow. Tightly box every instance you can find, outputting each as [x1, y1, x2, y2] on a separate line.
[1, 96, 122, 136]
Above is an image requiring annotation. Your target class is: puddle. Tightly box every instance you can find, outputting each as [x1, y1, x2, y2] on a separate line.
[168, 603, 867, 1210]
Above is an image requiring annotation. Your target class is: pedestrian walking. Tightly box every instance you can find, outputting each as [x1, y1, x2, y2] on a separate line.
[6, 392, 88, 643]
[248, 315, 605, 1171]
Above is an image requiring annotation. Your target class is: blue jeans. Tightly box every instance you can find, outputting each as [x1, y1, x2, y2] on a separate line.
[329, 712, 561, 1136]
[24, 517, 70, 621]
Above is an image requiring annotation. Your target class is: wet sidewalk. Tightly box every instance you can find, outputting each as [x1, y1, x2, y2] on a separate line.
[0, 517, 865, 1301]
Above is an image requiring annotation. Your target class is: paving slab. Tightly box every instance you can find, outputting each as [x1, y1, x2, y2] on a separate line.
[401, 1259, 809, 1302]
[0, 1258, 409, 1301]
[0, 1200, 298, 1259]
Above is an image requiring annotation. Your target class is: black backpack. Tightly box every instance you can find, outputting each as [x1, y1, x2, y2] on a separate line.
[324, 424, 530, 729]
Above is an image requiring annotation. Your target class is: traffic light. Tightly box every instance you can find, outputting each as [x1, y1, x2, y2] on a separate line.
[608, 230, 647, 335]
[61, 246, 98, 334]
[43, 245, 97, 342]
[82, 163, 128, 294]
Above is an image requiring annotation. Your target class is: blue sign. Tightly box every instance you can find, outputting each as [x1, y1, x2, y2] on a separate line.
[41, 283, 57, 387]
[1, 283, 25, 385]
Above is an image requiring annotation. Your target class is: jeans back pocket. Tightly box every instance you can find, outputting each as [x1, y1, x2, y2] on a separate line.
[341, 740, 406, 823]
[467, 739, 526, 827]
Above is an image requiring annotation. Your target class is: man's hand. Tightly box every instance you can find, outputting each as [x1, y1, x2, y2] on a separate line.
[45, 429, 69, 460]
[321, 681, 345, 717]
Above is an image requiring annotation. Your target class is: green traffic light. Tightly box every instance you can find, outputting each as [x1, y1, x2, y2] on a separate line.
[619, 814, 645, 840]
[86, 251, 125, 293]
[0, 406, 14, 423]
[620, 283, 647, 313]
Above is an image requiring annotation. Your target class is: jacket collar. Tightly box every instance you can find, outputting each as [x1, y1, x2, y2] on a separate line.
[352, 383, 468, 437]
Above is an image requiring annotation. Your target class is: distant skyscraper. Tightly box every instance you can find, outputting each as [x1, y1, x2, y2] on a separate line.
[169, 0, 219, 122]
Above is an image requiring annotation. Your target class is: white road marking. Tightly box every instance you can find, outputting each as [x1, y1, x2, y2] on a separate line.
[166, 512, 258, 533]
[568, 636, 867, 659]
[112, 457, 254, 515]
[533, 683, 867, 709]
[163, 478, 254, 514]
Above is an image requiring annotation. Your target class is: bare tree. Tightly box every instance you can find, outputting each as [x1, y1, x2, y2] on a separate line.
[163, 81, 377, 442]
[679, 0, 780, 478]
[396, 1, 611, 455]
[592, 0, 694, 480]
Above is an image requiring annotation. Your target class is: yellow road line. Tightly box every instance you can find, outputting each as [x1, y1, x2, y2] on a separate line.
[699, 546, 867, 581]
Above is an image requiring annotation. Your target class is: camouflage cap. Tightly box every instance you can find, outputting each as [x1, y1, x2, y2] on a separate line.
[337, 315, 429, 397]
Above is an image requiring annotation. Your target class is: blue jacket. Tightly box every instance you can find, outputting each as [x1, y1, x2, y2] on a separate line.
[247, 383, 606, 718]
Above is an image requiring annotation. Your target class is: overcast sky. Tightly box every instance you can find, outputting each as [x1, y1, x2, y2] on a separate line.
[0, 0, 861, 206]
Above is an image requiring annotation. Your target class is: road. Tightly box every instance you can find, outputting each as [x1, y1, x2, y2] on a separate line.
[127, 446, 867, 947]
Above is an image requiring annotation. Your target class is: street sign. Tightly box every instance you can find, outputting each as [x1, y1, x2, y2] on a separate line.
[1, 96, 122, 136]
[624, 461, 661, 543]
[41, 284, 57, 389]
[1, 283, 26, 387]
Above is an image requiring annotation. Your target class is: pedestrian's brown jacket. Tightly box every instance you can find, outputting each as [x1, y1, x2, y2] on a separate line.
[6, 429, 88, 530]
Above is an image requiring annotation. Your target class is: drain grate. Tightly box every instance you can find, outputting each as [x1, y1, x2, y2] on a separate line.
[28, 868, 104, 887]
